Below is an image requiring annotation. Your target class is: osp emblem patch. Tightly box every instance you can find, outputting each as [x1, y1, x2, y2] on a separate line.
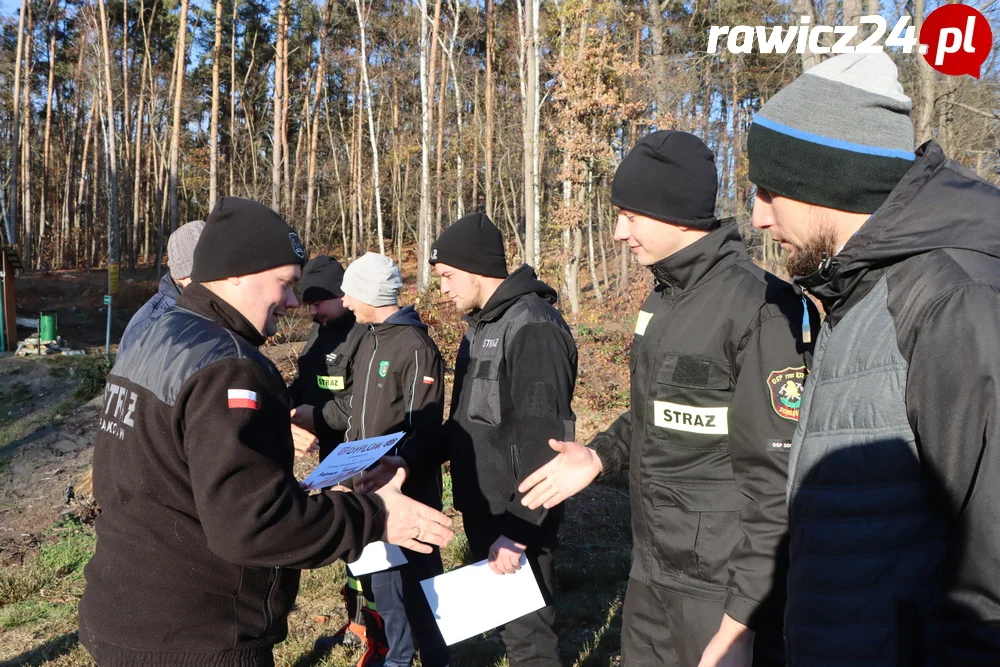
[766, 367, 806, 421]
[379, 360, 390, 378]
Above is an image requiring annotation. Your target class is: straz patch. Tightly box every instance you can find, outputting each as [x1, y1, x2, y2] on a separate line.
[317, 375, 345, 391]
[379, 360, 390, 378]
[767, 367, 806, 421]
[653, 401, 729, 435]
[227, 389, 259, 410]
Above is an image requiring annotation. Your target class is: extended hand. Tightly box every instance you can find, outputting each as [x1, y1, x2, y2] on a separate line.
[517, 439, 602, 509]
[698, 615, 754, 667]
[488, 535, 527, 575]
[375, 468, 454, 554]
[290, 405, 316, 432]
[290, 423, 318, 458]
[356, 455, 408, 493]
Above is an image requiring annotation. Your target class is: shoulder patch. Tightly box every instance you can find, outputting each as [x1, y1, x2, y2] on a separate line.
[766, 367, 806, 421]
[635, 311, 654, 336]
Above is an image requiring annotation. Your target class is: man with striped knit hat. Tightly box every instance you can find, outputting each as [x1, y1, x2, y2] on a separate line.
[749, 52, 1000, 665]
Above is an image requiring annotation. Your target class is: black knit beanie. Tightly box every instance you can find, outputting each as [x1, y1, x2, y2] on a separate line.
[610, 130, 719, 229]
[300, 256, 346, 302]
[191, 197, 307, 282]
[430, 212, 508, 278]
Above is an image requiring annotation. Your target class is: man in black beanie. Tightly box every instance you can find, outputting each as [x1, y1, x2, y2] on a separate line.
[516, 131, 818, 667]
[360, 212, 577, 667]
[289, 256, 359, 461]
[80, 196, 454, 667]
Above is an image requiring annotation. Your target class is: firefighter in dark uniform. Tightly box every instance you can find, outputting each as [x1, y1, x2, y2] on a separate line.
[517, 131, 818, 667]
[289, 256, 360, 460]
[289, 255, 384, 657]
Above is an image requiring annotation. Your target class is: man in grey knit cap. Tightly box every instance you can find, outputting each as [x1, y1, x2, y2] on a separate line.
[750, 52, 1000, 665]
[293, 252, 450, 667]
[118, 219, 205, 355]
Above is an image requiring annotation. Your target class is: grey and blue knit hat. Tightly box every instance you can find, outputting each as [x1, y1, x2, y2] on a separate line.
[747, 52, 915, 214]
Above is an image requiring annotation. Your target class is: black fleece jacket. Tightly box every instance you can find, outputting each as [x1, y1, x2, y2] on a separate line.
[79, 285, 386, 667]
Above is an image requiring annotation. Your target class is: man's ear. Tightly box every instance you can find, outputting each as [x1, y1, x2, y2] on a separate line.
[226, 275, 242, 287]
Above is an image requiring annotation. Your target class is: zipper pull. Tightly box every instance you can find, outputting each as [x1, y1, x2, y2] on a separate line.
[801, 296, 812, 344]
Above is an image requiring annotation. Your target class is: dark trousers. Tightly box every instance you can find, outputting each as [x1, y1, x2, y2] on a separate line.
[621, 578, 784, 667]
[463, 513, 563, 667]
[370, 548, 450, 667]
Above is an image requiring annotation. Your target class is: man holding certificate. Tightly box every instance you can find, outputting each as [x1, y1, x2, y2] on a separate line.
[293, 252, 450, 667]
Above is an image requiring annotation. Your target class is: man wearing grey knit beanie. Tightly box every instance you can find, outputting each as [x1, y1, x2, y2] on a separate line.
[749, 52, 1000, 665]
[292, 251, 451, 667]
[118, 219, 205, 356]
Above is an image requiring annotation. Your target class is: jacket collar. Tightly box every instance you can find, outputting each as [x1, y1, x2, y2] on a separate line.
[648, 219, 747, 292]
[176, 283, 267, 347]
[159, 272, 182, 299]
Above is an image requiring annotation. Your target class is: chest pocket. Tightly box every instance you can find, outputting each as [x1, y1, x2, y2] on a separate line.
[651, 353, 732, 445]
[467, 355, 502, 426]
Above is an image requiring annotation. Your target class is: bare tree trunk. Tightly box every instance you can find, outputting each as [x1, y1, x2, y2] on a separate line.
[485, 0, 495, 220]
[442, 0, 463, 219]
[230, 0, 239, 195]
[417, 0, 432, 289]
[647, 0, 668, 116]
[40, 16, 56, 267]
[586, 162, 602, 303]
[21, 11, 33, 268]
[97, 0, 121, 269]
[168, 0, 191, 233]
[355, 0, 386, 254]
[209, 0, 223, 205]
[434, 46, 447, 235]
[272, 0, 288, 211]
[793, 0, 822, 71]
[472, 68, 480, 209]
[8, 0, 27, 247]
[305, 2, 330, 252]
[517, 0, 537, 268]
[915, 0, 936, 144]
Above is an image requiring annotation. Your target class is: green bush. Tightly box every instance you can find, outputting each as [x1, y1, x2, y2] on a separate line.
[72, 355, 114, 400]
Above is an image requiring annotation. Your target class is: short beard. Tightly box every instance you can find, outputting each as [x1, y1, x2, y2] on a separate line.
[784, 219, 839, 278]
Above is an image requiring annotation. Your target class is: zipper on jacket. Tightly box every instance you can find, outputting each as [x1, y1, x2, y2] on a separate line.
[262, 566, 279, 633]
[359, 326, 378, 440]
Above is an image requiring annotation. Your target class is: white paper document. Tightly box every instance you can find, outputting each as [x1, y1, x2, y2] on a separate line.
[347, 541, 409, 576]
[419, 556, 547, 645]
[300, 431, 404, 491]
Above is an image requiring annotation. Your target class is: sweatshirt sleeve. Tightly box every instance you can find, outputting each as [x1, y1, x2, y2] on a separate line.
[904, 285, 1000, 655]
[724, 301, 816, 630]
[503, 322, 578, 545]
[180, 358, 386, 569]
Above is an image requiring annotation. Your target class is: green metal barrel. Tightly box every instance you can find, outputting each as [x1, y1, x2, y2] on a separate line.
[40, 313, 57, 342]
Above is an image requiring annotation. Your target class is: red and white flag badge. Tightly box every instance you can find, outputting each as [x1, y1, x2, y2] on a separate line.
[227, 389, 259, 410]
[423, 376, 435, 385]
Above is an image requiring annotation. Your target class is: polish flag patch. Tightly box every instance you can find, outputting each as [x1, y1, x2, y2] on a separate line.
[227, 389, 259, 410]
[423, 376, 435, 385]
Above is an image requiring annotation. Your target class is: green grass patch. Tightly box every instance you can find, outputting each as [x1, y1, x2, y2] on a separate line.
[0, 515, 96, 608]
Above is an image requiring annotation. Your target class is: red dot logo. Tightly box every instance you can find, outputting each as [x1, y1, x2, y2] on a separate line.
[919, 4, 993, 78]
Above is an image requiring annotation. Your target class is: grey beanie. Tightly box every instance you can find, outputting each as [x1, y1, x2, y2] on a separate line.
[167, 220, 206, 279]
[341, 252, 403, 307]
[747, 52, 915, 214]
